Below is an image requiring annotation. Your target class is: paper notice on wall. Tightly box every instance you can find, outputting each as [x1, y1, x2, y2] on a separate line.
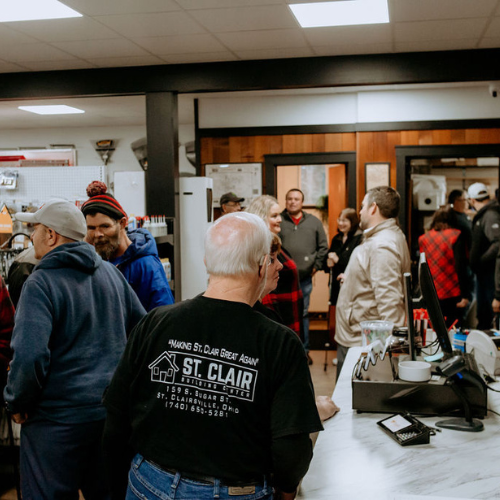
[0, 205, 13, 234]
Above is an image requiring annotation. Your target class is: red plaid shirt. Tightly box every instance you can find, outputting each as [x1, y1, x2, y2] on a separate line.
[419, 228, 461, 300]
[262, 249, 304, 338]
[0, 276, 15, 393]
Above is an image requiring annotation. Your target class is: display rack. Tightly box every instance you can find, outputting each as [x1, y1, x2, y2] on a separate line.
[0, 166, 106, 204]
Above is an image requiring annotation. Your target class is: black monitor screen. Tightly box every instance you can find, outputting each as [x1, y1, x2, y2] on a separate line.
[418, 252, 453, 354]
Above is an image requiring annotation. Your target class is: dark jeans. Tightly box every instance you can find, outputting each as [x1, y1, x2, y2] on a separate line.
[20, 416, 110, 500]
[476, 272, 495, 330]
[300, 276, 313, 352]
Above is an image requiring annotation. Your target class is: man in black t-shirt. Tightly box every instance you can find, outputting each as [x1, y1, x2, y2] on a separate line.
[103, 212, 322, 500]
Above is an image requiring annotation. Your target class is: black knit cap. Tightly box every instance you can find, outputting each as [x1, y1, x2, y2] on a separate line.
[81, 181, 127, 220]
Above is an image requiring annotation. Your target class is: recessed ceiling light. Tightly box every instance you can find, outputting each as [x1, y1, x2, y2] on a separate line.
[18, 105, 85, 115]
[0, 0, 82, 22]
[289, 0, 389, 28]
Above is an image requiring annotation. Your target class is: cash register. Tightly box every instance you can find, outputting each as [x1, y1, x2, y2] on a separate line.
[352, 253, 487, 420]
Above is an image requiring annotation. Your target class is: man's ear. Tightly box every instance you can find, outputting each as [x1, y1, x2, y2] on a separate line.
[369, 202, 378, 216]
[119, 217, 128, 229]
[258, 254, 269, 278]
[46, 228, 58, 247]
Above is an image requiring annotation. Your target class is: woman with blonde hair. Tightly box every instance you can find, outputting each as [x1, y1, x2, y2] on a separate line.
[246, 195, 304, 341]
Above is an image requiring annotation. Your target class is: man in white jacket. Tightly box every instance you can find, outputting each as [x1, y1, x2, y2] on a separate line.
[335, 186, 411, 379]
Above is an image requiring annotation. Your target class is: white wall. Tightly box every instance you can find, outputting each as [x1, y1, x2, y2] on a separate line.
[0, 123, 197, 182]
[198, 85, 500, 128]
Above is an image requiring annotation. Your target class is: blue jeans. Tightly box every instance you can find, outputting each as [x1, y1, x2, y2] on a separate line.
[20, 416, 110, 500]
[300, 276, 313, 352]
[126, 454, 273, 499]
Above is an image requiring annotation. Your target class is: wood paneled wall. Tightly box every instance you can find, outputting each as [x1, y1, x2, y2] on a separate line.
[200, 128, 500, 207]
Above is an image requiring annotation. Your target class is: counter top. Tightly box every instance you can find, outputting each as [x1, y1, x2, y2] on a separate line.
[299, 347, 500, 500]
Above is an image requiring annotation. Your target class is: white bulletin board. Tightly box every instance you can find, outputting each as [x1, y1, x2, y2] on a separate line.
[205, 163, 262, 207]
[0, 165, 106, 205]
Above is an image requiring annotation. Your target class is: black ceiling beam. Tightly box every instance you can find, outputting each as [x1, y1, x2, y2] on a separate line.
[1, 48, 500, 100]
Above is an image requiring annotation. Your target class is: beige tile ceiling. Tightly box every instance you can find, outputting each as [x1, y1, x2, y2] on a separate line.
[0, 0, 500, 130]
[0, 0, 498, 72]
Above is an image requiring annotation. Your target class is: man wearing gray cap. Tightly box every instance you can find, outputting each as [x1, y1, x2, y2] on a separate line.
[220, 191, 244, 214]
[4, 200, 146, 499]
[467, 182, 500, 329]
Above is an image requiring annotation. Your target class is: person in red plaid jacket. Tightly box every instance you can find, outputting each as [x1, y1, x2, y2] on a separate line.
[246, 195, 305, 342]
[0, 275, 15, 401]
[419, 206, 473, 328]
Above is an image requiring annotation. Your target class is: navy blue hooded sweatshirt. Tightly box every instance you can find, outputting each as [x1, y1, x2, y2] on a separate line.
[4, 241, 146, 423]
[110, 229, 174, 312]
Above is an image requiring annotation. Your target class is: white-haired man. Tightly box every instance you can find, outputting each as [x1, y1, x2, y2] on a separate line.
[103, 212, 322, 500]
[4, 200, 146, 499]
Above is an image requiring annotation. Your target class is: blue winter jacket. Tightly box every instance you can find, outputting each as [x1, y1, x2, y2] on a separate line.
[4, 242, 146, 423]
[110, 229, 174, 312]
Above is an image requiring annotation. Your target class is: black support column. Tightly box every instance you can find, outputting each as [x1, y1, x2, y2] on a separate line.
[145, 91, 179, 216]
[145, 91, 181, 299]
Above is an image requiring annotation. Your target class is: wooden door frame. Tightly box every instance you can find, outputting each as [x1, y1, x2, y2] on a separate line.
[264, 152, 357, 205]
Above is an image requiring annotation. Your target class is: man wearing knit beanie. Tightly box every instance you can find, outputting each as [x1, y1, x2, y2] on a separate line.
[82, 181, 174, 311]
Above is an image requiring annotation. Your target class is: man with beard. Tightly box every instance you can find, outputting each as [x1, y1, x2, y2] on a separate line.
[335, 186, 411, 378]
[82, 181, 174, 311]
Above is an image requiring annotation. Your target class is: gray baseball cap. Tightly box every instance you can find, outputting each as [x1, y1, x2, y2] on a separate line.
[15, 200, 87, 241]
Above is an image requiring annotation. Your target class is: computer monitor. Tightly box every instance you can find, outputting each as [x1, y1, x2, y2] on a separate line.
[418, 252, 453, 355]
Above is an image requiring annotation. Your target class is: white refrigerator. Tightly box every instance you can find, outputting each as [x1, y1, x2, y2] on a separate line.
[179, 177, 213, 300]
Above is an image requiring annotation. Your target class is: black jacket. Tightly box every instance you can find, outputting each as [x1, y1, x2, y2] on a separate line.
[470, 199, 500, 275]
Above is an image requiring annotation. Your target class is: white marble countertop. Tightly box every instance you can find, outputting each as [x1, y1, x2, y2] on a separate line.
[299, 347, 500, 500]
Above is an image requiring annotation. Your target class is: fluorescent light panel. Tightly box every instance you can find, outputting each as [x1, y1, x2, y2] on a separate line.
[19, 105, 85, 115]
[0, 0, 82, 22]
[290, 0, 389, 28]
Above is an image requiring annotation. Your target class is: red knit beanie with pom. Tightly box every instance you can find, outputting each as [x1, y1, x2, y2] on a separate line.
[81, 181, 127, 220]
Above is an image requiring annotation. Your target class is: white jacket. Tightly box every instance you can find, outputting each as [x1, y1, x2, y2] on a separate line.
[335, 218, 411, 348]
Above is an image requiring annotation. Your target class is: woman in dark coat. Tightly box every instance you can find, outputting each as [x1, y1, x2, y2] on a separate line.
[325, 208, 363, 305]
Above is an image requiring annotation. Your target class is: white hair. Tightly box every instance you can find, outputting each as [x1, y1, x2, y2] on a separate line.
[204, 212, 272, 276]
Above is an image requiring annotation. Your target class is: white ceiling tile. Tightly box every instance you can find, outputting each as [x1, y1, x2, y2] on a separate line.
[61, 0, 181, 16]
[0, 26, 40, 45]
[0, 61, 29, 73]
[235, 47, 315, 60]
[391, 0, 497, 22]
[51, 39, 150, 59]
[4, 18, 122, 43]
[483, 16, 500, 37]
[0, 44, 76, 63]
[303, 25, 392, 46]
[394, 18, 488, 42]
[133, 34, 227, 54]
[87, 55, 166, 67]
[395, 39, 479, 52]
[178, 0, 282, 8]
[95, 12, 206, 37]
[160, 52, 238, 63]
[217, 29, 308, 51]
[189, 5, 298, 33]
[478, 36, 500, 48]
[312, 43, 394, 57]
[20, 60, 97, 71]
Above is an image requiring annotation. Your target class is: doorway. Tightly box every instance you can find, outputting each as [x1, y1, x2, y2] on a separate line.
[264, 151, 356, 349]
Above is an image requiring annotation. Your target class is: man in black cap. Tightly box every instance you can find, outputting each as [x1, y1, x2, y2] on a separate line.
[220, 192, 244, 215]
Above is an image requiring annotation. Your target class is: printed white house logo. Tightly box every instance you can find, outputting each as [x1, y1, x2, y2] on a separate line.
[149, 350, 258, 402]
[149, 352, 180, 384]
